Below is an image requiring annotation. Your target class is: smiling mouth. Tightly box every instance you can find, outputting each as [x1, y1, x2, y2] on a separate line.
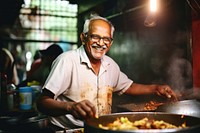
[92, 44, 107, 51]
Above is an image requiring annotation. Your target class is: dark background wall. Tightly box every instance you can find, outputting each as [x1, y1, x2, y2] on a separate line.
[78, 0, 193, 93]
[110, 1, 192, 91]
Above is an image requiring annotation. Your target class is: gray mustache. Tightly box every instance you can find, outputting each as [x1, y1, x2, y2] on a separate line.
[92, 44, 107, 50]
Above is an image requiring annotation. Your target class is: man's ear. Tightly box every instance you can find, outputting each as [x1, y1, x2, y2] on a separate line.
[80, 33, 86, 44]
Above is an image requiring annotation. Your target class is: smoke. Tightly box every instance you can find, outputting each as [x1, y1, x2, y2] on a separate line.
[166, 48, 193, 92]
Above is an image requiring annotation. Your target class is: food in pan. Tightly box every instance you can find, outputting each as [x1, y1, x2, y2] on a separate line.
[98, 117, 187, 130]
[144, 101, 164, 111]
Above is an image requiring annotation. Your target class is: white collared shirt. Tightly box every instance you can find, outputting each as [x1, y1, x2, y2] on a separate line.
[43, 45, 133, 128]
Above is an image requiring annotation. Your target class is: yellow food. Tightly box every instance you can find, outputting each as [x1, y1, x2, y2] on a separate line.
[99, 117, 187, 130]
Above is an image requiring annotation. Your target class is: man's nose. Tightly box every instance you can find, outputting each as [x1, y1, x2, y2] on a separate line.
[97, 38, 104, 46]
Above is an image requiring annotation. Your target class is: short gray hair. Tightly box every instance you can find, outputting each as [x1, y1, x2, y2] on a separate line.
[83, 14, 115, 37]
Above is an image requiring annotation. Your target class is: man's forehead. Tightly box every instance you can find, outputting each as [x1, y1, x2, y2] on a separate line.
[89, 19, 110, 31]
[90, 19, 109, 26]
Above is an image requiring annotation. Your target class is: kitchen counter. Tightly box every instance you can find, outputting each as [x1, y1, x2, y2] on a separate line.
[1, 91, 199, 133]
[0, 110, 60, 133]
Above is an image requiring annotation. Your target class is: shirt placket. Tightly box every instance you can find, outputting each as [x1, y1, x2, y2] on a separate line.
[96, 66, 107, 116]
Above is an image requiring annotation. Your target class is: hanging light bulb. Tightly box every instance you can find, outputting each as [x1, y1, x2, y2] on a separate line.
[150, 0, 157, 12]
[144, 0, 158, 27]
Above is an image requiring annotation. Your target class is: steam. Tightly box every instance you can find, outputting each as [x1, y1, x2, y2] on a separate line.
[166, 48, 192, 92]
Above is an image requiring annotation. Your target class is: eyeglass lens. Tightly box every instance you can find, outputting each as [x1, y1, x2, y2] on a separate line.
[90, 34, 113, 44]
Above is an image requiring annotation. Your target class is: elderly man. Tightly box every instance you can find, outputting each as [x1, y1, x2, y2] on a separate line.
[37, 15, 177, 129]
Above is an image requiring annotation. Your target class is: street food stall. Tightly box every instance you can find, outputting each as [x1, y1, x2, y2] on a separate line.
[1, 0, 200, 133]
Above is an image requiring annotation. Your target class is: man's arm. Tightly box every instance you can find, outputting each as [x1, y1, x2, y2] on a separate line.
[124, 83, 178, 101]
[36, 88, 97, 119]
[36, 89, 74, 116]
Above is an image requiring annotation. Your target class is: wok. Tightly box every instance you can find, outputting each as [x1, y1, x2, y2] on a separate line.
[156, 99, 200, 118]
[84, 112, 200, 133]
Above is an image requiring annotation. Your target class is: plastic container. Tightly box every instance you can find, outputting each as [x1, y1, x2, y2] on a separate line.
[19, 87, 32, 110]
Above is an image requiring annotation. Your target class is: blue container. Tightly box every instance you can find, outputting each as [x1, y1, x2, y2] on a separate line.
[19, 87, 32, 110]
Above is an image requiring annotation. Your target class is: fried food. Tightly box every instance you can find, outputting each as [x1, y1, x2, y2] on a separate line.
[99, 117, 187, 130]
[144, 101, 164, 111]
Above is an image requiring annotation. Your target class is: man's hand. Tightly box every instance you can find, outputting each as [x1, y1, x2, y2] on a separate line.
[69, 100, 96, 120]
[155, 85, 178, 101]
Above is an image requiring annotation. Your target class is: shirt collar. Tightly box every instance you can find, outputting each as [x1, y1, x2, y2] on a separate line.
[78, 45, 110, 69]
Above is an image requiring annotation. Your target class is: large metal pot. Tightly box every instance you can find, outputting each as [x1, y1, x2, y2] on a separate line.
[156, 99, 200, 118]
[84, 112, 200, 133]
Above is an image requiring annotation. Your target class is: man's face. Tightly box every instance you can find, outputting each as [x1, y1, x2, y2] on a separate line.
[83, 19, 113, 60]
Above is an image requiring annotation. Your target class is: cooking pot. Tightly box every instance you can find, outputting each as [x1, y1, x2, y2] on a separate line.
[156, 99, 200, 118]
[84, 112, 200, 133]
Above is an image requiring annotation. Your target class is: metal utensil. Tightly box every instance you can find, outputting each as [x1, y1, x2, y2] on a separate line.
[156, 99, 200, 118]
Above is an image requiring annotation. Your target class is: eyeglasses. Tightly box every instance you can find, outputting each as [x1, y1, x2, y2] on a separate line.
[86, 33, 113, 44]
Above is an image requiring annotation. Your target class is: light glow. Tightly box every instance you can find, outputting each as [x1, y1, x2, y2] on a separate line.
[26, 51, 32, 71]
[150, 0, 157, 12]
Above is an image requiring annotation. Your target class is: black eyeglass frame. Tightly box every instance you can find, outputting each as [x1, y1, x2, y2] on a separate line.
[84, 33, 113, 44]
